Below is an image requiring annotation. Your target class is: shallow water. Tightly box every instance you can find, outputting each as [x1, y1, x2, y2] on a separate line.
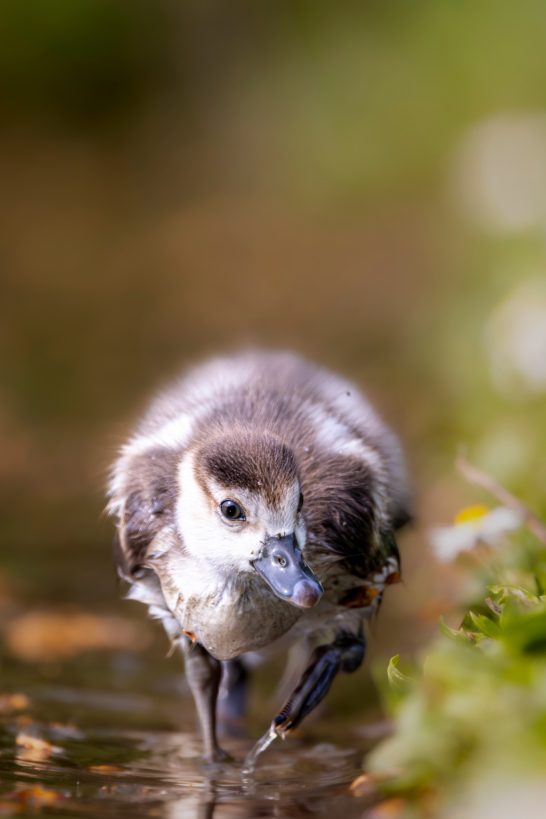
[0, 534, 389, 817]
[0, 681, 378, 818]
[0, 636, 385, 819]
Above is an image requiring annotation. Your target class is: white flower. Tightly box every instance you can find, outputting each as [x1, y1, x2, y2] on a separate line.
[430, 504, 523, 562]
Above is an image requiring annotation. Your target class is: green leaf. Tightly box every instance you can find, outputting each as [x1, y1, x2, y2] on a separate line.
[439, 617, 472, 643]
[468, 611, 501, 639]
[500, 605, 546, 654]
[387, 655, 412, 690]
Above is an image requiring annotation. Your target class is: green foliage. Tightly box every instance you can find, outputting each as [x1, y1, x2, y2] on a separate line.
[386, 655, 411, 691]
[370, 520, 546, 812]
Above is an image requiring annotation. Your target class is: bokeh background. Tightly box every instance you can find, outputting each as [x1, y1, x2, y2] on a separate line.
[2, 0, 546, 759]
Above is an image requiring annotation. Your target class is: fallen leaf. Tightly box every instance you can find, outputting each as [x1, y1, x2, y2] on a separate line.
[0, 693, 30, 713]
[350, 771, 393, 798]
[14, 786, 61, 809]
[351, 773, 380, 798]
[351, 770, 402, 798]
[5, 611, 153, 661]
[15, 732, 62, 763]
[88, 764, 124, 773]
[0, 786, 63, 815]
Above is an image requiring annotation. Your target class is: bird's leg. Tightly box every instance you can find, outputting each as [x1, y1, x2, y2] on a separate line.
[272, 631, 366, 737]
[243, 631, 365, 772]
[219, 659, 249, 722]
[181, 640, 231, 762]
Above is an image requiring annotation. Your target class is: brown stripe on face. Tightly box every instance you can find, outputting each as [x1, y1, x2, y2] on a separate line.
[191, 454, 218, 507]
[195, 430, 298, 508]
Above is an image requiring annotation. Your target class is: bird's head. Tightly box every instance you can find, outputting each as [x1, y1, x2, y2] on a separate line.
[175, 428, 323, 609]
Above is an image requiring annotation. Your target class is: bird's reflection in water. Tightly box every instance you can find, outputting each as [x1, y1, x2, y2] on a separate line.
[2, 696, 372, 819]
[146, 730, 368, 819]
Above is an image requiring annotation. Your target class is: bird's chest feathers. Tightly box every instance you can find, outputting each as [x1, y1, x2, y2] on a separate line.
[156, 553, 300, 661]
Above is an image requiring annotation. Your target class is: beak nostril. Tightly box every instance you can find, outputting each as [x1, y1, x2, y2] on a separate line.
[253, 534, 321, 608]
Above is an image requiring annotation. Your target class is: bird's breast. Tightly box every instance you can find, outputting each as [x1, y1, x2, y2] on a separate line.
[160, 563, 301, 661]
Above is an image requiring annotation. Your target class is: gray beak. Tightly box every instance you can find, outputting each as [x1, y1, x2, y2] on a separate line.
[251, 534, 323, 609]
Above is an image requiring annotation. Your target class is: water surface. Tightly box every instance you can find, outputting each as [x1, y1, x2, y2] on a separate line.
[0, 532, 387, 817]
[0, 673, 378, 817]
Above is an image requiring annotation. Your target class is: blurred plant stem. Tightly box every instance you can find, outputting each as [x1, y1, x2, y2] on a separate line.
[457, 454, 546, 544]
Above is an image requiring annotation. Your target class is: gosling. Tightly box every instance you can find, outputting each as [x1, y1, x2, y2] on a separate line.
[107, 351, 411, 762]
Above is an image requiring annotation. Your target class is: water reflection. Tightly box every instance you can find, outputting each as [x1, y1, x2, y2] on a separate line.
[0, 681, 375, 818]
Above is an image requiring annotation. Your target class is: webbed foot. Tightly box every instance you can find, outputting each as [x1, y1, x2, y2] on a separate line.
[272, 644, 342, 736]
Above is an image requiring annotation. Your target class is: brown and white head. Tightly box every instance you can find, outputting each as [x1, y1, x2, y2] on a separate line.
[176, 427, 322, 609]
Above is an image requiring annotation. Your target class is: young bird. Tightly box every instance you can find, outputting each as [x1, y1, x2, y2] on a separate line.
[107, 351, 411, 763]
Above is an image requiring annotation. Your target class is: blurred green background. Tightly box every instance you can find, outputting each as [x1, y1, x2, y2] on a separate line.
[1, 0, 546, 704]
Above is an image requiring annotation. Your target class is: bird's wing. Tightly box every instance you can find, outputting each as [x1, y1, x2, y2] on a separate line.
[300, 445, 409, 599]
[107, 445, 181, 580]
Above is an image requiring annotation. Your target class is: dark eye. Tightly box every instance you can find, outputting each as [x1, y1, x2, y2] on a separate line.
[220, 500, 246, 521]
[297, 493, 304, 513]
